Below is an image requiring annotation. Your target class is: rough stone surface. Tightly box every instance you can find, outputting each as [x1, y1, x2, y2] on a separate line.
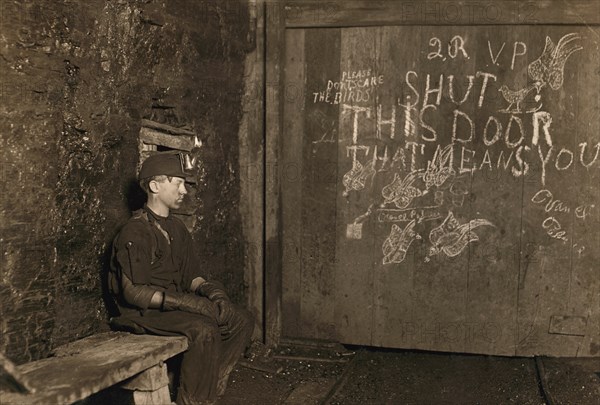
[0, 0, 253, 364]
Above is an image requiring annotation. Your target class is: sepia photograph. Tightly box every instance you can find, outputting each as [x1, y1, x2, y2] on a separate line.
[1, 1, 598, 404]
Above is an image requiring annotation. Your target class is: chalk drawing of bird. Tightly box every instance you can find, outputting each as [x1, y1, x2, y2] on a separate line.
[498, 84, 540, 113]
[381, 170, 427, 209]
[423, 144, 455, 189]
[342, 158, 377, 197]
[427, 211, 494, 259]
[528, 32, 583, 91]
[342, 161, 363, 196]
[498, 33, 582, 114]
[382, 219, 421, 265]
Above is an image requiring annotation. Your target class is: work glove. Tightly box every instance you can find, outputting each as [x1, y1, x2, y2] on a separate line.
[195, 280, 235, 327]
[162, 291, 218, 321]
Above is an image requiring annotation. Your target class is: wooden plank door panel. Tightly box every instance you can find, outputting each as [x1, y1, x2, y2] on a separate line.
[280, 22, 599, 357]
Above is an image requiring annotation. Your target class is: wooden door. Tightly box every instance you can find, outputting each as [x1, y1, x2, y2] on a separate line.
[271, 1, 600, 357]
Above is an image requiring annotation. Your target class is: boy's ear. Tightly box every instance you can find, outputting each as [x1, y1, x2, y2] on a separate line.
[148, 179, 160, 194]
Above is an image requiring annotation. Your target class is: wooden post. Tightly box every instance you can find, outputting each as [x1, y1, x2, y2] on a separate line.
[240, 0, 267, 342]
[121, 363, 173, 405]
[264, 0, 285, 347]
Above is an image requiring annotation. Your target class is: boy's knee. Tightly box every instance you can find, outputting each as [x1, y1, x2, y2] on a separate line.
[188, 322, 220, 344]
[233, 307, 255, 340]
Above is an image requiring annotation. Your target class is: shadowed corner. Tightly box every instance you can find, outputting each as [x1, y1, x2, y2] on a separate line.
[99, 177, 146, 322]
[126, 177, 147, 213]
[99, 234, 119, 323]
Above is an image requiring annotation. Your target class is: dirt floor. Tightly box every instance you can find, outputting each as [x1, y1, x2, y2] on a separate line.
[219, 342, 600, 405]
[80, 341, 599, 404]
[220, 341, 352, 405]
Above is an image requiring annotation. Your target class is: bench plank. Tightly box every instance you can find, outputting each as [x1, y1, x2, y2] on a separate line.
[0, 332, 187, 405]
[0, 352, 34, 394]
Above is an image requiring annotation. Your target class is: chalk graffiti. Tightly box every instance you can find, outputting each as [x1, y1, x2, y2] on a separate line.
[342, 155, 376, 196]
[374, 145, 391, 172]
[381, 170, 427, 209]
[310, 110, 337, 145]
[335, 108, 595, 185]
[498, 82, 543, 114]
[346, 223, 363, 240]
[382, 219, 421, 265]
[427, 212, 494, 260]
[487, 40, 528, 70]
[575, 204, 595, 220]
[402, 70, 497, 111]
[378, 206, 442, 224]
[312, 70, 384, 105]
[318, 31, 595, 266]
[427, 35, 469, 61]
[347, 204, 376, 240]
[530, 188, 594, 243]
[528, 33, 582, 91]
[355, 204, 376, 223]
[423, 144, 455, 189]
[542, 216, 568, 242]
[331, 67, 594, 184]
[377, 104, 397, 139]
[449, 180, 469, 208]
[531, 189, 570, 214]
[573, 244, 586, 256]
[529, 188, 597, 242]
[487, 41, 505, 66]
[447, 75, 475, 105]
[532, 188, 595, 223]
[580, 142, 600, 169]
[496, 33, 582, 114]
[434, 191, 444, 206]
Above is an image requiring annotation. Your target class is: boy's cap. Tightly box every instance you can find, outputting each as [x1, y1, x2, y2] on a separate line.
[139, 151, 192, 180]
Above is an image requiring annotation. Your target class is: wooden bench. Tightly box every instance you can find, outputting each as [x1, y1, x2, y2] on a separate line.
[0, 332, 188, 405]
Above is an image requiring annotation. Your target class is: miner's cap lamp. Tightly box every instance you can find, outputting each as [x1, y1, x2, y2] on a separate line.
[139, 151, 193, 180]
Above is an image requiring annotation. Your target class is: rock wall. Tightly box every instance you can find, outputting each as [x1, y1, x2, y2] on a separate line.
[0, 0, 254, 363]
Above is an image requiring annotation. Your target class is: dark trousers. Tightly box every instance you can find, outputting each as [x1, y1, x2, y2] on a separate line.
[114, 306, 254, 404]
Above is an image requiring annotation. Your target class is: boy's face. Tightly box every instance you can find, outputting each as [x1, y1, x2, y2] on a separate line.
[152, 176, 187, 210]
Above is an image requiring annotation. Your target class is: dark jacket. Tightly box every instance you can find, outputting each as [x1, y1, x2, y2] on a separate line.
[109, 206, 203, 317]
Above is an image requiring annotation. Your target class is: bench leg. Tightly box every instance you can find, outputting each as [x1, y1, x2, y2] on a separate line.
[131, 387, 172, 405]
[121, 363, 174, 405]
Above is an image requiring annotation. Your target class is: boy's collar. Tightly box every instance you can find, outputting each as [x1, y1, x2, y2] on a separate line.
[144, 204, 169, 221]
